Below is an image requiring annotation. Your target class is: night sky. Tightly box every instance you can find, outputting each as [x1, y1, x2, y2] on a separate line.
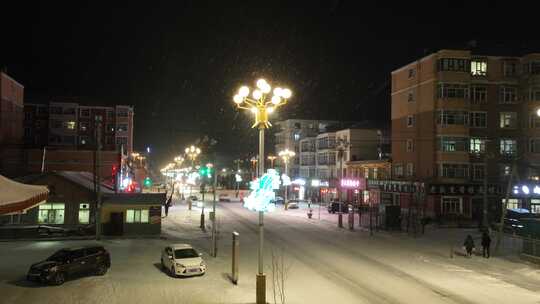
[2, 1, 539, 167]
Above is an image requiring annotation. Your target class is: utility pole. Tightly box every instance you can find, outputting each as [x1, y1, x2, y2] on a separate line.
[95, 115, 103, 240]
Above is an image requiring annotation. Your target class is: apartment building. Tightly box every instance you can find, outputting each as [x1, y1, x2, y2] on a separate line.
[391, 49, 540, 221]
[274, 119, 337, 178]
[24, 101, 134, 153]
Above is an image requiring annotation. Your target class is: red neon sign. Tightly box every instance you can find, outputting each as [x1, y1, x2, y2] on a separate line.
[341, 179, 360, 188]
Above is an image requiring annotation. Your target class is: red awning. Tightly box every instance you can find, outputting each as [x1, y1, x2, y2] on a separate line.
[0, 174, 49, 215]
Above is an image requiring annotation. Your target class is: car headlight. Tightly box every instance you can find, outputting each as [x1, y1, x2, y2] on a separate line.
[200, 261, 206, 267]
[176, 263, 185, 268]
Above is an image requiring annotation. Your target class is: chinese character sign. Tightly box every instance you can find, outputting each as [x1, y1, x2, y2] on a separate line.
[244, 169, 281, 212]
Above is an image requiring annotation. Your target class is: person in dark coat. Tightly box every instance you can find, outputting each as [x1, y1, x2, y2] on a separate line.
[481, 231, 491, 258]
[464, 234, 475, 257]
[165, 195, 172, 217]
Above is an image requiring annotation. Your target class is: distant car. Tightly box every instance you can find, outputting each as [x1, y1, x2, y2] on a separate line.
[286, 201, 299, 209]
[219, 194, 231, 202]
[161, 244, 206, 277]
[27, 246, 110, 285]
[327, 201, 348, 214]
[188, 195, 198, 201]
[272, 196, 284, 205]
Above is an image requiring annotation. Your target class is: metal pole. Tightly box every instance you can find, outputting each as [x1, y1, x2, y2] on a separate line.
[95, 115, 102, 240]
[284, 160, 288, 209]
[256, 127, 266, 304]
[338, 148, 343, 228]
[483, 152, 489, 229]
[232, 231, 239, 284]
[212, 170, 217, 257]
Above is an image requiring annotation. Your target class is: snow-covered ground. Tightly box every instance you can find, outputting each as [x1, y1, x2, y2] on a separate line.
[1, 199, 540, 304]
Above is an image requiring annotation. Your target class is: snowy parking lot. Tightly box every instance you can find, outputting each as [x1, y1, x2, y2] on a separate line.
[1, 201, 540, 304]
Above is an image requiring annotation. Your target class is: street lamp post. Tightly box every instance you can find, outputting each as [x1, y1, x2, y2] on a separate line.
[233, 78, 291, 304]
[336, 138, 350, 228]
[279, 149, 296, 209]
[185, 145, 201, 209]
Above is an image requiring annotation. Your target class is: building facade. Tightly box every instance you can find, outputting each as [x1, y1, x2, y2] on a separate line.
[391, 49, 540, 222]
[24, 101, 134, 153]
[0, 71, 25, 176]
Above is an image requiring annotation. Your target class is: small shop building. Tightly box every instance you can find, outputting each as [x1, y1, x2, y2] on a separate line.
[0, 171, 165, 237]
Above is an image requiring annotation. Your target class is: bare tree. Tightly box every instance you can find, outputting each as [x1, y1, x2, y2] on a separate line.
[270, 247, 292, 304]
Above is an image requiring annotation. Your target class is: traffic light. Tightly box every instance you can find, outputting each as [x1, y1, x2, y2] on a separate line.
[206, 166, 213, 179]
[199, 167, 208, 176]
[143, 177, 152, 187]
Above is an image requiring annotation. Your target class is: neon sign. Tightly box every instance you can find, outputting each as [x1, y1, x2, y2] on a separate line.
[341, 179, 360, 188]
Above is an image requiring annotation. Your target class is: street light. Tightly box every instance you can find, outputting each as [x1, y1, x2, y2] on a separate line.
[278, 149, 296, 209]
[267, 155, 277, 168]
[250, 156, 258, 178]
[185, 145, 201, 202]
[233, 78, 291, 304]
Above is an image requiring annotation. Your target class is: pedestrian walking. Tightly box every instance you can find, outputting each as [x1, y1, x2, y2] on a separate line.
[165, 195, 172, 217]
[481, 231, 491, 258]
[463, 234, 475, 257]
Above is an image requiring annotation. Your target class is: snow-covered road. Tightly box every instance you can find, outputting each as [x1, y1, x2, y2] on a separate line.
[1, 201, 539, 304]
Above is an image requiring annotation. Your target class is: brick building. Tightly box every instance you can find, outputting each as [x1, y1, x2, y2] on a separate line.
[0, 71, 25, 176]
[391, 49, 540, 223]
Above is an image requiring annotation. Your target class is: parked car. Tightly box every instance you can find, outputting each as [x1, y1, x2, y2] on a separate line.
[219, 194, 231, 202]
[161, 244, 206, 277]
[327, 201, 348, 214]
[286, 201, 299, 209]
[188, 195, 198, 201]
[27, 245, 110, 285]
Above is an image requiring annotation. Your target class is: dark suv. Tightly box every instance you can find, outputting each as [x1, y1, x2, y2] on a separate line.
[327, 201, 349, 214]
[27, 245, 111, 285]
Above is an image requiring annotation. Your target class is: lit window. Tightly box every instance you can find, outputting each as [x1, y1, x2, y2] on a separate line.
[38, 203, 65, 224]
[126, 209, 149, 223]
[65, 121, 76, 130]
[471, 60, 487, 76]
[470, 138, 486, 153]
[499, 112, 517, 129]
[293, 133, 300, 141]
[78, 203, 90, 224]
[500, 139, 517, 156]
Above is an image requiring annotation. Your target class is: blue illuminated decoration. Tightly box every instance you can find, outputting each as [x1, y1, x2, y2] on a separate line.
[244, 169, 281, 212]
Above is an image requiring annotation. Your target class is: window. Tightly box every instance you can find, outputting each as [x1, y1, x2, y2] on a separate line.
[406, 115, 415, 127]
[442, 197, 462, 214]
[437, 136, 469, 152]
[470, 138, 486, 153]
[117, 110, 129, 117]
[408, 68, 416, 78]
[38, 203, 65, 224]
[80, 109, 90, 117]
[499, 86, 518, 103]
[51, 119, 62, 129]
[525, 62, 540, 75]
[408, 92, 414, 102]
[116, 137, 128, 145]
[471, 60, 487, 76]
[107, 111, 114, 119]
[117, 124, 128, 132]
[406, 163, 414, 177]
[80, 136, 89, 145]
[529, 113, 540, 129]
[78, 204, 90, 224]
[24, 111, 32, 121]
[64, 108, 76, 115]
[437, 58, 469, 72]
[126, 209, 149, 223]
[529, 89, 540, 101]
[470, 112, 487, 128]
[470, 86, 487, 104]
[472, 164, 485, 180]
[24, 127, 31, 138]
[500, 139, 517, 156]
[437, 83, 469, 99]
[79, 122, 89, 132]
[293, 133, 300, 141]
[441, 164, 469, 178]
[499, 112, 517, 129]
[50, 106, 62, 115]
[504, 61, 517, 77]
[503, 198, 519, 209]
[394, 164, 403, 177]
[501, 165, 512, 176]
[65, 121, 76, 130]
[406, 139, 414, 152]
[530, 138, 540, 153]
[436, 110, 469, 126]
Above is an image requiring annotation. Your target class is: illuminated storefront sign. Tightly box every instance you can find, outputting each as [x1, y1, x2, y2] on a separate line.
[341, 179, 360, 188]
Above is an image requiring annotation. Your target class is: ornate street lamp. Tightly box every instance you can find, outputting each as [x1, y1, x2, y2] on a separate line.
[279, 149, 296, 208]
[233, 78, 291, 304]
[267, 155, 277, 168]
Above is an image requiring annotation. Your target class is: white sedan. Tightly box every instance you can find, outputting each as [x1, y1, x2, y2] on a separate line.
[161, 244, 206, 277]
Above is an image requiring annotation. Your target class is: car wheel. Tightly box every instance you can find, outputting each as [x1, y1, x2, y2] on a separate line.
[96, 264, 108, 276]
[52, 272, 65, 285]
[170, 266, 176, 277]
